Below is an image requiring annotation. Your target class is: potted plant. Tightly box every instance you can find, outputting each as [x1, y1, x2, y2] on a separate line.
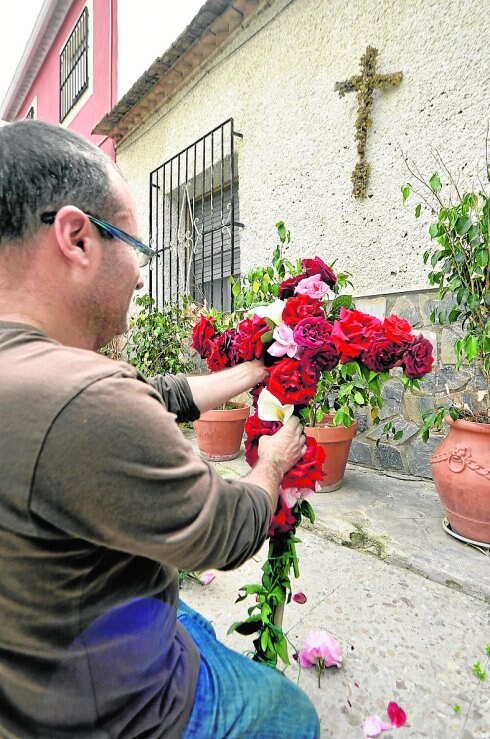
[192, 399, 250, 462]
[403, 159, 490, 544]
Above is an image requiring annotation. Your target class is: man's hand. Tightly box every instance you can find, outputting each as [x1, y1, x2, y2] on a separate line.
[257, 416, 306, 477]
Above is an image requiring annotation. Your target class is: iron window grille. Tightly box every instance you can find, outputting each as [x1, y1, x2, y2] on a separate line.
[59, 7, 89, 122]
[149, 118, 242, 312]
[25, 107, 35, 119]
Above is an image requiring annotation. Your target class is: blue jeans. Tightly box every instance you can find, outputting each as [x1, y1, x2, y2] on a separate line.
[178, 601, 320, 739]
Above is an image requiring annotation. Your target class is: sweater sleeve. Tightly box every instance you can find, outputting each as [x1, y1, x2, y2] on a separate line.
[146, 373, 200, 422]
[30, 373, 271, 571]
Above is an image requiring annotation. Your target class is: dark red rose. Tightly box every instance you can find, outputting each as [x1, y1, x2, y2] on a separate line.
[401, 335, 434, 379]
[362, 331, 406, 372]
[293, 316, 333, 350]
[250, 383, 267, 409]
[383, 315, 413, 347]
[331, 307, 382, 362]
[206, 334, 231, 372]
[282, 295, 325, 328]
[267, 358, 318, 405]
[278, 273, 307, 299]
[299, 342, 340, 374]
[301, 256, 337, 288]
[235, 315, 269, 362]
[267, 497, 298, 537]
[281, 436, 326, 489]
[191, 315, 216, 357]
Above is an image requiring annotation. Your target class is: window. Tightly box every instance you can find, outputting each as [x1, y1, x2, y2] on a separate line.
[25, 107, 35, 119]
[59, 7, 89, 122]
[149, 119, 242, 312]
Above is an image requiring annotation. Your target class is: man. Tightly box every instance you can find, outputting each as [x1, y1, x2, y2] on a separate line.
[0, 121, 320, 738]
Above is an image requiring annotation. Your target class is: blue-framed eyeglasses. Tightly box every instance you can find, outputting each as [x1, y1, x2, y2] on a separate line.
[41, 211, 155, 268]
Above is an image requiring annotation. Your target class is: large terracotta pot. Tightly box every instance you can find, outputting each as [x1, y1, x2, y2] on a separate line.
[431, 417, 490, 544]
[304, 415, 358, 492]
[193, 403, 250, 462]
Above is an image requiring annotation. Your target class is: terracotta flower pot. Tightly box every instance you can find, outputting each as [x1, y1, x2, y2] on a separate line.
[193, 403, 250, 462]
[304, 415, 358, 492]
[431, 416, 490, 544]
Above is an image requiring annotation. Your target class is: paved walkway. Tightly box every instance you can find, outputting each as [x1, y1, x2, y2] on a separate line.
[181, 432, 490, 738]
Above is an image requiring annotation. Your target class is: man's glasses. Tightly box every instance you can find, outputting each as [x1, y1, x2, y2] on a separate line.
[41, 211, 155, 268]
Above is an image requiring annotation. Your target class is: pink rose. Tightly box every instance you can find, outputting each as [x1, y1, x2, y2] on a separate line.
[295, 274, 330, 300]
[297, 630, 342, 669]
[267, 324, 299, 358]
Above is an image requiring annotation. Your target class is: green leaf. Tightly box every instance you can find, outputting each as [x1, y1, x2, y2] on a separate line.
[260, 330, 274, 344]
[429, 223, 439, 239]
[476, 248, 489, 268]
[401, 183, 411, 203]
[454, 216, 472, 236]
[273, 633, 290, 665]
[429, 172, 442, 192]
[465, 335, 479, 362]
[228, 616, 262, 636]
[415, 203, 421, 218]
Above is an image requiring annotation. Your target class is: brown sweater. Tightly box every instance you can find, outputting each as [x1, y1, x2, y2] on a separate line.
[0, 321, 271, 738]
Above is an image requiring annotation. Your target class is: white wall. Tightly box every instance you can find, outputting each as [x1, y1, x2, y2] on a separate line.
[117, 0, 490, 296]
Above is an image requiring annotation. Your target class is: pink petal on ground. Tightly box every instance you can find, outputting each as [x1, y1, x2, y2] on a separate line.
[300, 630, 343, 668]
[199, 572, 216, 586]
[387, 701, 407, 727]
[363, 715, 391, 737]
[297, 649, 314, 669]
[292, 592, 307, 604]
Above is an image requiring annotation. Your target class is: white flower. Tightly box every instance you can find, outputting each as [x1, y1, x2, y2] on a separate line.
[249, 299, 286, 326]
[257, 388, 294, 424]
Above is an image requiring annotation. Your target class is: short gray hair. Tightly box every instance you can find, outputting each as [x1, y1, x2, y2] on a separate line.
[0, 120, 118, 245]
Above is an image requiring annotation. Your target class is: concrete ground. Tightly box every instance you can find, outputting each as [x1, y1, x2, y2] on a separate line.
[181, 432, 490, 738]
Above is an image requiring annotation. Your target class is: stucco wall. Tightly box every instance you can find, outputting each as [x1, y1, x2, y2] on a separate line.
[117, 0, 490, 297]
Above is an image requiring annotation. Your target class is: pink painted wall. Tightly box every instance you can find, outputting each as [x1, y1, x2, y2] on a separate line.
[18, 0, 117, 159]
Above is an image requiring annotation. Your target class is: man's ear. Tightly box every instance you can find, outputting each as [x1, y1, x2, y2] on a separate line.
[52, 206, 94, 267]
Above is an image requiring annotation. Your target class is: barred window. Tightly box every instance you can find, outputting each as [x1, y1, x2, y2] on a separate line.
[59, 7, 89, 122]
[149, 119, 242, 312]
[25, 107, 35, 119]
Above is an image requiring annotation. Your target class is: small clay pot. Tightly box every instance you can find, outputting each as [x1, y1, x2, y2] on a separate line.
[193, 403, 250, 462]
[304, 415, 357, 492]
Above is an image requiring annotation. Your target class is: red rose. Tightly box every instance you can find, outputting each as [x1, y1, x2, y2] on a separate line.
[282, 295, 325, 328]
[235, 315, 269, 362]
[302, 256, 337, 288]
[383, 315, 413, 346]
[331, 307, 382, 362]
[191, 315, 216, 357]
[401, 335, 434, 379]
[267, 358, 318, 405]
[362, 331, 406, 372]
[293, 316, 333, 350]
[278, 273, 306, 299]
[267, 497, 298, 537]
[244, 413, 282, 467]
[299, 342, 340, 374]
[281, 436, 326, 489]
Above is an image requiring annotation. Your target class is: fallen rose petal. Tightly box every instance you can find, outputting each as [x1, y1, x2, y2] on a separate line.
[363, 715, 391, 737]
[199, 572, 215, 586]
[387, 701, 407, 728]
[292, 592, 307, 604]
